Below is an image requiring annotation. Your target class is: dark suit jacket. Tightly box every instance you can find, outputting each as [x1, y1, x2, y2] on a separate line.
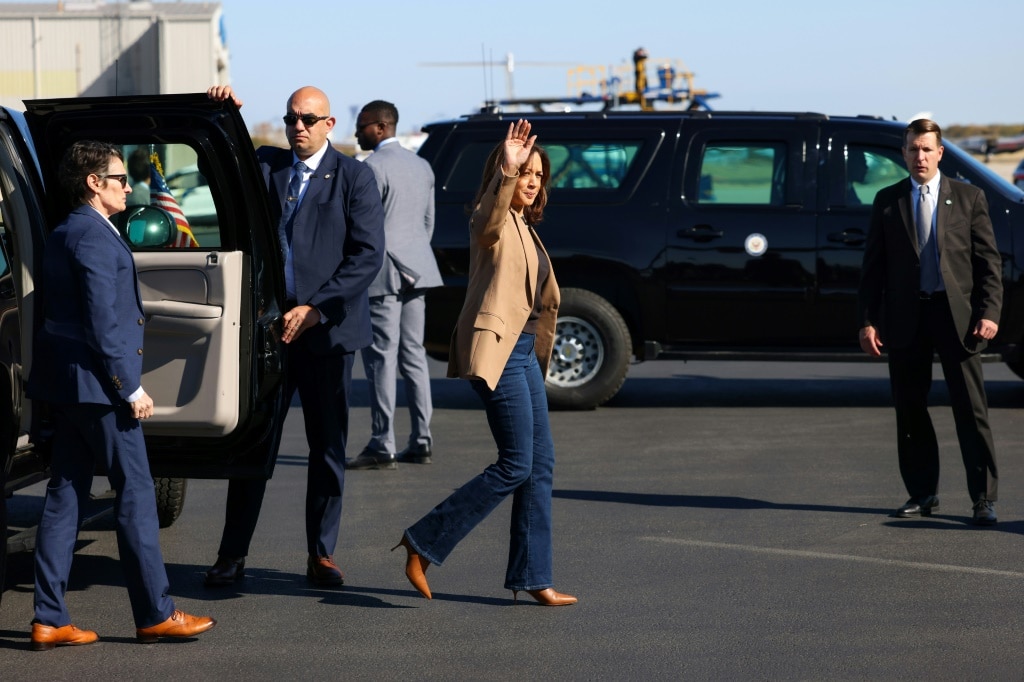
[28, 205, 147, 405]
[257, 145, 385, 355]
[859, 175, 1002, 353]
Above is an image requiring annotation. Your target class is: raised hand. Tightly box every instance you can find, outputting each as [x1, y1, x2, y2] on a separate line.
[206, 85, 244, 109]
[502, 119, 537, 175]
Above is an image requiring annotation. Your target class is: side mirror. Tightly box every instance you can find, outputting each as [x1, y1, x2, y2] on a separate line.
[119, 205, 177, 247]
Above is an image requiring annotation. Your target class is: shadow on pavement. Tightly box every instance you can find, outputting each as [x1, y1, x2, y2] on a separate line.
[604, 375, 1024, 409]
[555, 488, 1024, 536]
[553, 488, 891, 515]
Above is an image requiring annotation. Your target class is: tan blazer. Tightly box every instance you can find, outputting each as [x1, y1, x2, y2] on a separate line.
[447, 171, 560, 389]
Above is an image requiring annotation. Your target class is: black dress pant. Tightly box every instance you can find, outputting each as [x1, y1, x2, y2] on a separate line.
[887, 294, 998, 503]
[218, 335, 353, 559]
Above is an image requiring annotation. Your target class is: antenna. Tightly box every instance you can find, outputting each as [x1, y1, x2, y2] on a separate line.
[420, 51, 576, 106]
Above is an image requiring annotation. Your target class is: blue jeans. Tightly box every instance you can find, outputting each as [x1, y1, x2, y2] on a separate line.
[405, 333, 555, 591]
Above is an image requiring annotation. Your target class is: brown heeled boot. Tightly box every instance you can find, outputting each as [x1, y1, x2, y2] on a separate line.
[512, 588, 577, 606]
[391, 536, 432, 599]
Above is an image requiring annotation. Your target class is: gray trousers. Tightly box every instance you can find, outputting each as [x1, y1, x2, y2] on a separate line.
[361, 289, 433, 454]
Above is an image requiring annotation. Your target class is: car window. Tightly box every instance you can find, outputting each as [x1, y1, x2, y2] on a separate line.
[121, 142, 221, 249]
[846, 144, 907, 206]
[546, 142, 640, 190]
[697, 142, 786, 205]
[440, 139, 643, 193]
[441, 141, 493, 193]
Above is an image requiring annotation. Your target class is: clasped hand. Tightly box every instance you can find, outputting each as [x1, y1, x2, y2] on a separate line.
[282, 304, 321, 344]
[130, 392, 154, 420]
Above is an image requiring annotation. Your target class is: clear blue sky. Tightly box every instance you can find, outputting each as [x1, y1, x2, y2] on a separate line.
[217, 0, 1020, 133]
[27, 1, 1024, 133]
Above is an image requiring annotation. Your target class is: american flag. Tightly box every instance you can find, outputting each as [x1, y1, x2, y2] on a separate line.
[149, 153, 199, 248]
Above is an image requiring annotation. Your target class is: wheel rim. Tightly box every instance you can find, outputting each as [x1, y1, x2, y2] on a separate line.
[547, 316, 604, 388]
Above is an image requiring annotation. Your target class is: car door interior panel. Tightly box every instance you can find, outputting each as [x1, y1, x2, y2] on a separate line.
[134, 250, 245, 436]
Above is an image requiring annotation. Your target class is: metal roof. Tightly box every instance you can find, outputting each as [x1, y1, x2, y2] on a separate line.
[0, 2, 220, 18]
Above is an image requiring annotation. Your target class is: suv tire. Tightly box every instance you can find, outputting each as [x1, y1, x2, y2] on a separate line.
[546, 288, 631, 410]
[154, 477, 187, 528]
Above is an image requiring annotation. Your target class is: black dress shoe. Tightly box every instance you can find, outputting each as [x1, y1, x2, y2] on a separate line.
[204, 556, 245, 586]
[972, 500, 997, 526]
[894, 495, 939, 518]
[345, 447, 397, 470]
[396, 443, 432, 465]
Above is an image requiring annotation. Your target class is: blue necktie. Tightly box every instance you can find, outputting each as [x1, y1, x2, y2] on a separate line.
[917, 184, 939, 292]
[278, 161, 308, 248]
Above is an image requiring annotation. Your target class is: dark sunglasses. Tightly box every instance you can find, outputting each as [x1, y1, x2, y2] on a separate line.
[282, 113, 330, 127]
[356, 120, 383, 131]
[101, 173, 129, 188]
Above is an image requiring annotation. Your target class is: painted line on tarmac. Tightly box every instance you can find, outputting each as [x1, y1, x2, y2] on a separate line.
[647, 537, 1024, 579]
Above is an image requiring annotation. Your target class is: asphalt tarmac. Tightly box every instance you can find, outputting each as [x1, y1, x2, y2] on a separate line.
[3, 358, 1024, 680]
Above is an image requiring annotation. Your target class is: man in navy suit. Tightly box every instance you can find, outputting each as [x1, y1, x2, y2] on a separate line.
[27, 140, 215, 650]
[859, 119, 1002, 525]
[204, 85, 385, 586]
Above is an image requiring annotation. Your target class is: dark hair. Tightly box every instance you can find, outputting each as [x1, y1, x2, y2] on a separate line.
[360, 99, 398, 127]
[58, 140, 122, 205]
[471, 141, 551, 226]
[127, 147, 150, 182]
[904, 118, 943, 147]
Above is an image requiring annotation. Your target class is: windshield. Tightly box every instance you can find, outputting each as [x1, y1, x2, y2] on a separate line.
[942, 141, 1024, 201]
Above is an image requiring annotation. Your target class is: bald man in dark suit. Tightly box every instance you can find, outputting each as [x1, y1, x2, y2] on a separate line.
[204, 85, 384, 587]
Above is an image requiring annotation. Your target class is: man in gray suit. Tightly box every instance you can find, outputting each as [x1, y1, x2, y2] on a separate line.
[347, 100, 443, 470]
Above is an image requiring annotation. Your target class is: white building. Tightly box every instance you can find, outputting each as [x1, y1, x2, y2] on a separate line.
[0, 0, 228, 110]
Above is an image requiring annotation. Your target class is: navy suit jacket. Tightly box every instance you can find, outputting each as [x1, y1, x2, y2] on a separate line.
[28, 205, 147, 406]
[258, 145, 385, 355]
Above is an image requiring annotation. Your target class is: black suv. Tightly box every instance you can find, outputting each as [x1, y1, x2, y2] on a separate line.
[1, 95, 289, 604]
[418, 110, 1024, 410]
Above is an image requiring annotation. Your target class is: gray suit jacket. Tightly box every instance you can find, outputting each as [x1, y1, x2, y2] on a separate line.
[859, 174, 1002, 353]
[363, 140, 443, 297]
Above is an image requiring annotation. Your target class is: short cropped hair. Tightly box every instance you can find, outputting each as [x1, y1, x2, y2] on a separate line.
[904, 118, 943, 147]
[58, 140, 122, 205]
[361, 100, 398, 128]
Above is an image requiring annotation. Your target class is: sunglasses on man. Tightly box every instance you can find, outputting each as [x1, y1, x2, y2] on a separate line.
[101, 173, 129, 188]
[282, 113, 330, 127]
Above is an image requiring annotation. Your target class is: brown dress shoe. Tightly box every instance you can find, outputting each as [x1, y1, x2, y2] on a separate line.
[204, 555, 245, 586]
[31, 623, 98, 651]
[307, 555, 344, 586]
[136, 609, 216, 643]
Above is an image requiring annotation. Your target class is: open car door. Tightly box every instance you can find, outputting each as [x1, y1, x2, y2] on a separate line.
[21, 94, 287, 480]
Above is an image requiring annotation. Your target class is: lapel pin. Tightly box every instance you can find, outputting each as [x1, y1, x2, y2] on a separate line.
[323, 173, 331, 179]
[945, 199, 952, 205]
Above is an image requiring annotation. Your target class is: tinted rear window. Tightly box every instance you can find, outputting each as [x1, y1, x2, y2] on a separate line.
[441, 140, 644, 193]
